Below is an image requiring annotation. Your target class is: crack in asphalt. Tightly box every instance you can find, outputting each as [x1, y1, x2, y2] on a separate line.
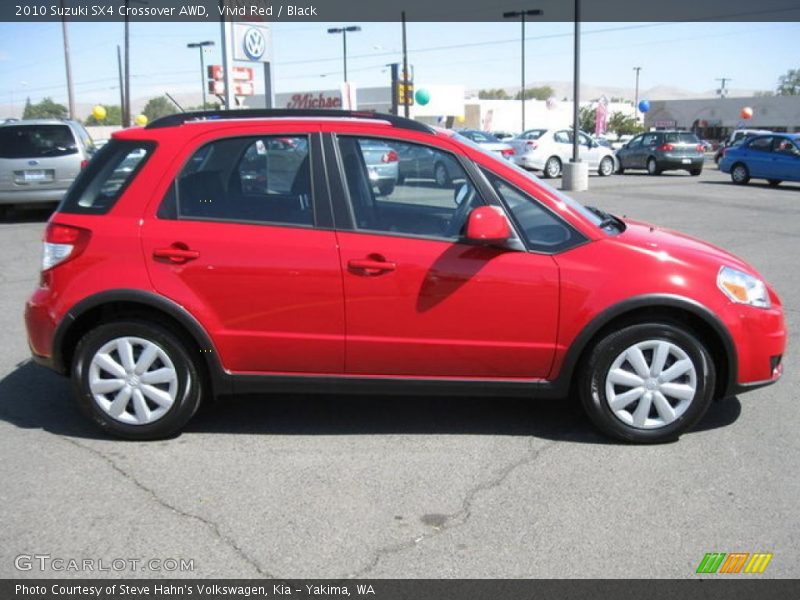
[346, 437, 559, 578]
[62, 437, 274, 579]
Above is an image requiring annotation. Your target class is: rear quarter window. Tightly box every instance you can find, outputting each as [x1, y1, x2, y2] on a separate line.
[0, 124, 78, 158]
[59, 139, 154, 214]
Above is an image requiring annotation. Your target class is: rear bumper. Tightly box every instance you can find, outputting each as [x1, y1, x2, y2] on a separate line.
[514, 154, 545, 170]
[0, 188, 67, 205]
[24, 287, 62, 374]
[657, 155, 704, 170]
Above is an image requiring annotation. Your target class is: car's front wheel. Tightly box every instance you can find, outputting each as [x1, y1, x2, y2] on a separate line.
[579, 322, 715, 443]
[72, 320, 204, 440]
[647, 157, 661, 176]
[598, 156, 615, 177]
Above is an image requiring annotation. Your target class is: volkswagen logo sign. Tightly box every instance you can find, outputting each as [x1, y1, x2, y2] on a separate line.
[243, 28, 266, 61]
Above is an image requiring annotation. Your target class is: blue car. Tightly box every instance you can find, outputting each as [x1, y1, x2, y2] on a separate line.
[720, 133, 800, 187]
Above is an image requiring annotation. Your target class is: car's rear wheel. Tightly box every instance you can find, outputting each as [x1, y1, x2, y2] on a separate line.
[544, 156, 562, 178]
[647, 157, 661, 176]
[731, 163, 750, 185]
[579, 322, 715, 443]
[598, 156, 615, 177]
[377, 181, 395, 196]
[768, 179, 782, 187]
[72, 320, 204, 440]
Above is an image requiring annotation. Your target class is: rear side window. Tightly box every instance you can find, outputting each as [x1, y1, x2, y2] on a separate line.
[664, 132, 699, 144]
[748, 137, 773, 152]
[0, 124, 77, 158]
[59, 140, 153, 214]
[158, 135, 313, 227]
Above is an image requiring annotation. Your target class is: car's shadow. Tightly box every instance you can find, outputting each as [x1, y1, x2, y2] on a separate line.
[0, 361, 742, 444]
[699, 180, 800, 192]
[0, 205, 56, 224]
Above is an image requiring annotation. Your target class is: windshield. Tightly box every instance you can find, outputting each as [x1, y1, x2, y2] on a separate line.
[450, 132, 606, 228]
[460, 130, 500, 143]
[0, 124, 78, 159]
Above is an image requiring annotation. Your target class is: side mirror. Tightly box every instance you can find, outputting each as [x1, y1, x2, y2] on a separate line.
[465, 206, 511, 244]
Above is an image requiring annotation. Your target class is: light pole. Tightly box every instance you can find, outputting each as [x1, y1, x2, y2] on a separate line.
[123, 0, 148, 127]
[187, 41, 215, 109]
[633, 66, 642, 121]
[327, 26, 361, 82]
[503, 8, 542, 132]
[563, 0, 588, 191]
[60, 0, 75, 120]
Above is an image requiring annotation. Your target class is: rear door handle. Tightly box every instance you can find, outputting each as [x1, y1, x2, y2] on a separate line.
[348, 258, 396, 274]
[153, 245, 200, 264]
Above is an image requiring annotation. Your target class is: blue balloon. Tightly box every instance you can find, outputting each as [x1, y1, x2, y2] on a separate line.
[638, 100, 650, 113]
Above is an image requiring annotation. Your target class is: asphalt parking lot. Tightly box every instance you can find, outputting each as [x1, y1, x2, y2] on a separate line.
[0, 166, 797, 579]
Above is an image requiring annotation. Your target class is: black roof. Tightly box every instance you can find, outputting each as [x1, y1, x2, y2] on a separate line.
[146, 109, 434, 134]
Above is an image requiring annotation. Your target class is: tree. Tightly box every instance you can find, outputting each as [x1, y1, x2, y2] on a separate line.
[607, 111, 644, 136]
[776, 68, 800, 95]
[578, 105, 595, 132]
[478, 88, 510, 100]
[753, 90, 775, 97]
[142, 96, 178, 121]
[514, 85, 554, 101]
[84, 105, 122, 126]
[22, 97, 68, 119]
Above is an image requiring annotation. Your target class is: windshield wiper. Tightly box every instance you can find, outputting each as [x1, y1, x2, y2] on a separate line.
[587, 205, 625, 231]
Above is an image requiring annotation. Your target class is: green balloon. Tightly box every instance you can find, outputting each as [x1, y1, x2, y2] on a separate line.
[415, 89, 430, 106]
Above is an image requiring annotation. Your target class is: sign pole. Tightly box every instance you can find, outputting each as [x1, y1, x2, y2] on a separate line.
[219, 10, 234, 110]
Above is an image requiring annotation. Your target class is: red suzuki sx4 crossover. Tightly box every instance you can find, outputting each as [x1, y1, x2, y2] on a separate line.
[24, 110, 786, 442]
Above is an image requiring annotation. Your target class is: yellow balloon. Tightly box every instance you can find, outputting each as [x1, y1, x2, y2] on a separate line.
[455, 115, 466, 124]
[91, 105, 107, 121]
[134, 114, 148, 126]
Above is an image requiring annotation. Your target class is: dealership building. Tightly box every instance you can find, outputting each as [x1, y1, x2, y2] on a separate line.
[644, 96, 800, 140]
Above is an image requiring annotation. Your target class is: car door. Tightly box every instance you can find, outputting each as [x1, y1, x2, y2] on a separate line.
[552, 130, 572, 164]
[578, 132, 601, 168]
[141, 131, 346, 375]
[743, 136, 774, 179]
[639, 133, 660, 169]
[771, 137, 800, 180]
[329, 134, 560, 379]
[617, 135, 641, 168]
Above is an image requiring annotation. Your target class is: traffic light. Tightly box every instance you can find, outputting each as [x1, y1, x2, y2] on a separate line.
[396, 81, 414, 106]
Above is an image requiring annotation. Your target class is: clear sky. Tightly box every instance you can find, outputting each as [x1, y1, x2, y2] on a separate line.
[0, 20, 798, 109]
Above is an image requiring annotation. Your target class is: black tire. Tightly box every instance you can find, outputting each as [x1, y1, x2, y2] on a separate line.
[598, 156, 615, 177]
[579, 322, 716, 444]
[396, 173, 405, 185]
[768, 179, 782, 187]
[646, 157, 661, 176]
[616, 163, 625, 174]
[543, 156, 562, 179]
[689, 168, 702, 176]
[434, 162, 451, 188]
[730, 163, 750, 185]
[0, 205, 8, 221]
[377, 181, 395, 196]
[72, 320, 204, 440]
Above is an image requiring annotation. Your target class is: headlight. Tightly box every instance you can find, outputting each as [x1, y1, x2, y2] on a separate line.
[717, 266, 770, 308]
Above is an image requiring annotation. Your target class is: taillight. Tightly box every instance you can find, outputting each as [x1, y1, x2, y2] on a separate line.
[42, 223, 90, 271]
[657, 143, 674, 151]
[80, 159, 90, 169]
[696, 144, 705, 152]
[381, 150, 398, 163]
[525, 141, 538, 150]
[501, 147, 515, 157]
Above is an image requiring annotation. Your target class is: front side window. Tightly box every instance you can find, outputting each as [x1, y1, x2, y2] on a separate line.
[161, 135, 313, 226]
[0, 124, 78, 158]
[627, 136, 643, 148]
[60, 140, 152, 214]
[774, 137, 800, 155]
[337, 136, 479, 240]
[485, 172, 586, 253]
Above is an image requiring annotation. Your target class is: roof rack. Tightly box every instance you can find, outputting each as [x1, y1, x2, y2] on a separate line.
[146, 108, 434, 134]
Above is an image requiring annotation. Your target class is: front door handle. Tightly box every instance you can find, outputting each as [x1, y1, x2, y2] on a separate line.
[348, 257, 396, 275]
[153, 244, 200, 264]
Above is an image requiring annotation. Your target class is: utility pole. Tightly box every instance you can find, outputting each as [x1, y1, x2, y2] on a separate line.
[401, 11, 409, 118]
[117, 45, 125, 120]
[60, 0, 75, 120]
[571, 0, 580, 165]
[503, 8, 543, 132]
[123, 0, 148, 126]
[716, 77, 731, 98]
[633, 66, 642, 121]
[327, 26, 361, 83]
